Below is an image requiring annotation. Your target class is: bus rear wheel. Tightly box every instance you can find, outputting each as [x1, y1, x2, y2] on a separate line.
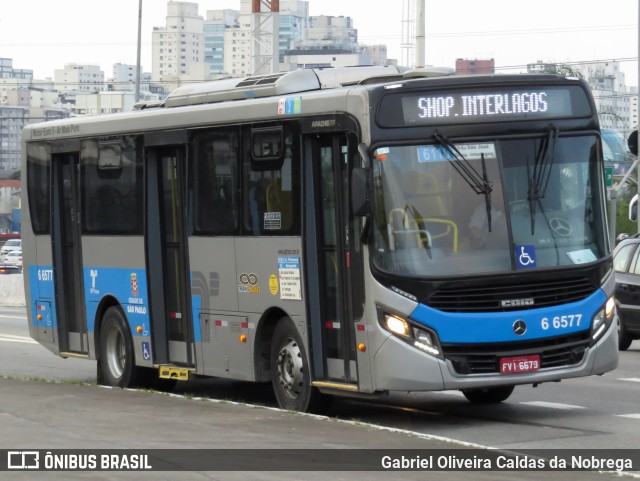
[270, 317, 328, 413]
[98, 306, 139, 388]
[461, 385, 514, 404]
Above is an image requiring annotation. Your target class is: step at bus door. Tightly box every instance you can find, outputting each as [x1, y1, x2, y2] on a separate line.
[51, 152, 88, 355]
[145, 144, 194, 367]
[305, 133, 363, 385]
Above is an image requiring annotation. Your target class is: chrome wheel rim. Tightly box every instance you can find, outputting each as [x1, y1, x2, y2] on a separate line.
[276, 338, 304, 400]
[105, 325, 126, 380]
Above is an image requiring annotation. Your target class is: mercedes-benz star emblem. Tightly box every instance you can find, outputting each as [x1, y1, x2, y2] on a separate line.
[513, 320, 527, 336]
[549, 217, 572, 237]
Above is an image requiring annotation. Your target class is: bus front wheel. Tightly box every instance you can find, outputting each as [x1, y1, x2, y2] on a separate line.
[270, 317, 327, 413]
[98, 306, 138, 388]
[461, 385, 515, 404]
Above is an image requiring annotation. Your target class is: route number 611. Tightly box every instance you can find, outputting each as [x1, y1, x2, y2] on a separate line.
[541, 314, 582, 330]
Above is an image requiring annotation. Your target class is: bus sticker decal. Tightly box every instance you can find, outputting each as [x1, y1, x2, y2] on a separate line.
[238, 273, 262, 294]
[417, 143, 497, 163]
[264, 212, 281, 230]
[130, 273, 139, 296]
[269, 274, 279, 296]
[89, 269, 100, 295]
[567, 249, 597, 264]
[277, 97, 302, 115]
[278, 256, 302, 300]
[515, 245, 537, 269]
[141, 342, 151, 361]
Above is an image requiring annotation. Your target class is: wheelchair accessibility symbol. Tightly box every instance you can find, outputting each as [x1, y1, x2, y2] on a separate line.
[142, 342, 151, 361]
[516, 245, 536, 269]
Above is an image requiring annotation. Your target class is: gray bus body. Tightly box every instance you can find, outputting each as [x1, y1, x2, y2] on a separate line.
[21, 67, 618, 411]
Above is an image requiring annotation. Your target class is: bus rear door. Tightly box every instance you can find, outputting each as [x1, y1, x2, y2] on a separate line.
[145, 138, 194, 369]
[51, 150, 88, 356]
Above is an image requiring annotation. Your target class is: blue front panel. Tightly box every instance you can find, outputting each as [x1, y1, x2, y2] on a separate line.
[411, 289, 606, 343]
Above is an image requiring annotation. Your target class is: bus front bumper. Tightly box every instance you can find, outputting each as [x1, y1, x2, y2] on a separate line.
[371, 314, 619, 393]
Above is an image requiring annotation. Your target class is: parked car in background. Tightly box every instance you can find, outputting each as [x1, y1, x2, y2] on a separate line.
[2, 250, 22, 269]
[613, 237, 640, 349]
[0, 238, 21, 257]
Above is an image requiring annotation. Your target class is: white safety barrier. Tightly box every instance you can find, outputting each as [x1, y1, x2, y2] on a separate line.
[0, 274, 25, 306]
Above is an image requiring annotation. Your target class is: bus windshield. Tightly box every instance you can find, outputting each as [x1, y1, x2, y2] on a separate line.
[371, 135, 608, 277]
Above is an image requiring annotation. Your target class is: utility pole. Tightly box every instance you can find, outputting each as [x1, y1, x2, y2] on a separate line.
[251, 0, 279, 75]
[415, 0, 425, 68]
[135, 0, 142, 103]
[637, 0, 640, 234]
[401, 0, 416, 68]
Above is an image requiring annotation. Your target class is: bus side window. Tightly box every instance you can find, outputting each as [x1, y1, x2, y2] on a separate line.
[191, 128, 239, 236]
[26, 143, 51, 235]
[243, 124, 300, 236]
[80, 137, 142, 235]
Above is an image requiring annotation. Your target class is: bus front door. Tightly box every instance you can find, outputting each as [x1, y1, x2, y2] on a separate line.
[51, 152, 88, 355]
[145, 145, 194, 368]
[306, 133, 363, 386]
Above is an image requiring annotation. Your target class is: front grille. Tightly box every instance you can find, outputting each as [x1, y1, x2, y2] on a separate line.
[443, 332, 591, 375]
[429, 276, 596, 312]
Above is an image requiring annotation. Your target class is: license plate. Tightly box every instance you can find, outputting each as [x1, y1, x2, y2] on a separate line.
[500, 355, 541, 374]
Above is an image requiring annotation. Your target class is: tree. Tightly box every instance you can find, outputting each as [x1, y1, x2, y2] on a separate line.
[616, 187, 638, 237]
[8, 170, 20, 180]
[534, 61, 583, 79]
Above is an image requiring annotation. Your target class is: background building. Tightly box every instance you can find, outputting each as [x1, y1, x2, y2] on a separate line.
[455, 58, 495, 75]
[284, 15, 378, 69]
[578, 61, 634, 139]
[152, 1, 209, 92]
[54, 64, 105, 94]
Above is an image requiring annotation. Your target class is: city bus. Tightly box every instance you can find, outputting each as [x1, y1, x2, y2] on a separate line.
[22, 66, 618, 412]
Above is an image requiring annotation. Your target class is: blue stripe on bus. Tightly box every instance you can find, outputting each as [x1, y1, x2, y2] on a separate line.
[410, 289, 607, 344]
[30, 265, 203, 342]
[83, 267, 150, 336]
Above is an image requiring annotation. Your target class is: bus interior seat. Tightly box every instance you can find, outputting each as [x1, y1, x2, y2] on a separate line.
[266, 178, 292, 230]
[405, 172, 458, 252]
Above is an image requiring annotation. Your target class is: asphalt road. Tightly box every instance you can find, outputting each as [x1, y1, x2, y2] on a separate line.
[1, 307, 638, 480]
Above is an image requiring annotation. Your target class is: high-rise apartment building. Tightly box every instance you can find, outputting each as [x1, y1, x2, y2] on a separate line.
[204, 0, 308, 78]
[204, 9, 239, 77]
[152, 1, 209, 92]
[0, 106, 27, 171]
[527, 60, 636, 138]
[54, 64, 105, 94]
[579, 61, 633, 138]
[0, 58, 33, 80]
[284, 15, 376, 69]
[111, 63, 139, 90]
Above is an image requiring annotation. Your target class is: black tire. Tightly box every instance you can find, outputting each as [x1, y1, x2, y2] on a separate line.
[98, 306, 140, 388]
[462, 385, 515, 404]
[619, 319, 633, 351]
[270, 317, 329, 413]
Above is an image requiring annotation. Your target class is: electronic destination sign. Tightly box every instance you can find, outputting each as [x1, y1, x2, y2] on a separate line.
[377, 85, 592, 127]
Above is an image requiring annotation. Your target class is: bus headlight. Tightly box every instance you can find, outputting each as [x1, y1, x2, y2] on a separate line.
[384, 314, 410, 337]
[591, 297, 615, 343]
[381, 312, 443, 358]
[413, 327, 442, 357]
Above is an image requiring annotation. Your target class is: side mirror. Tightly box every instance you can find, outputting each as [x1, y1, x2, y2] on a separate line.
[630, 194, 638, 222]
[351, 168, 370, 216]
[628, 130, 638, 156]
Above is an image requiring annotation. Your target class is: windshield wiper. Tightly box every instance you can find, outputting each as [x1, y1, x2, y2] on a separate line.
[433, 131, 494, 230]
[526, 124, 559, 234]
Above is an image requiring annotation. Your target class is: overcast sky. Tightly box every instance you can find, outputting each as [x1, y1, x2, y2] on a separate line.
[0, 0, 637, 85]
